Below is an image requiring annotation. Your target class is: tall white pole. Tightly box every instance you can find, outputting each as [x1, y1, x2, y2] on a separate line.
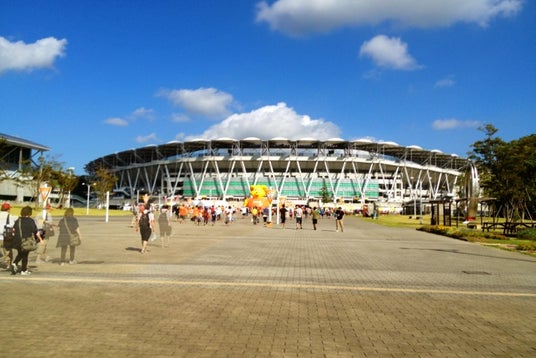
[86, 184, 91, 215]
[105, 191, 110, 223]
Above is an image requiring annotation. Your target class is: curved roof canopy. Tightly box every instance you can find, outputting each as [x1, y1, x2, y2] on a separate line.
[86, 137, 468, 172]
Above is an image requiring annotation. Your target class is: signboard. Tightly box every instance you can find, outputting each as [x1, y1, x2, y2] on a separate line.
[39, 185, 52, 202]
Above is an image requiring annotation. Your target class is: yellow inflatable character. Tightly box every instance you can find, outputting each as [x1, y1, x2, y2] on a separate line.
[244, 185, 271, 209]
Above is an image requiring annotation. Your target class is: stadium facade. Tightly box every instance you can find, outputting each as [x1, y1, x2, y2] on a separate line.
[86, 137, 470, 209]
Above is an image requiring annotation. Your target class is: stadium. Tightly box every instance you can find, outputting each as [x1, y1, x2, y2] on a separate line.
[86, 137, 471, 213]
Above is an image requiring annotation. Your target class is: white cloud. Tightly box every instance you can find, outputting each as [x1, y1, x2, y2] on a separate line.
[130, 107, 155, 120]
[359, 35, 421, 70]
[256, 0, 523, 36]
[0, 36, 67, 73]
[104, 117, 129, 126]
[432, 118, 481, 130]
[135, 133, 158, 143]
[187, 102, 341, 140]
[159, 87, 235, 118]
[171, 113, 190, 123]
[435, 76, 456, 88]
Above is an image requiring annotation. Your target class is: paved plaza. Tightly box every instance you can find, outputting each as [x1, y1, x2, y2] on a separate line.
[1, 214, 535, 357]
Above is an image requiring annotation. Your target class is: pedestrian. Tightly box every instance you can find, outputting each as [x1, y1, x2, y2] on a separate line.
[225, 206, 234, 224]
[202, 207, 210, 226]
[57, 207, 82, 265]
[158, 205, 172, 248]
[130, 204, 138, 227]
[12, 205, 43, 275]
[311, 206, 320, 230]
[262, 207, 269, 225]
[279, 204, 287, 229]
[136, 204, 154, 253]
[251, 206, 259, 225]
[210, 206, 217, 226]
[335, 206, 345, 232]
[178, 204, 188, 224]
[295, 205, 303, 229]
[0, 202, 16, 269]
[34, 204, 55, 263]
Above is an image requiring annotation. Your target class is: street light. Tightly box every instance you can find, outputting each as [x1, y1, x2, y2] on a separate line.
[67, 167, 75, 208]
[83, 182, 92, 215]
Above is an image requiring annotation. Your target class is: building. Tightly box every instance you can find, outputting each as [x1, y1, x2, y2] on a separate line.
[0, 133, 50, 202]
[85, 137, 470, 211]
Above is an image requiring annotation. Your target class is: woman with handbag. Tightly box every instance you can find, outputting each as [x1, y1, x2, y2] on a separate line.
[12, 206, 42, 275]
[56, 208, 82, 265]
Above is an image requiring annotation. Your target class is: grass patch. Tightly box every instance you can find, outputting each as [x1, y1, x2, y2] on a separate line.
[358, 214, 536, 257]
[7, 205, 133, 218]
[356, 214, 429, 229]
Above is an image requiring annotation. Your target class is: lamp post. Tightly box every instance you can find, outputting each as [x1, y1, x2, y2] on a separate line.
[419, 181, 423, 224]
[83, 183, 92, 215]
[67, 167, 75, 208]
[410, 177, 416, 217]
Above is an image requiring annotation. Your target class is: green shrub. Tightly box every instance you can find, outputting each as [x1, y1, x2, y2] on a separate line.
[417, 225, 508, 241]
[517, 228, 536, 241]
[516, 242, 536, 251]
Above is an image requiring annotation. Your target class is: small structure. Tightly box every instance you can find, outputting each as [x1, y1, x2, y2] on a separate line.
[0, 133, 50, 202]
[430, 198, 453, 226]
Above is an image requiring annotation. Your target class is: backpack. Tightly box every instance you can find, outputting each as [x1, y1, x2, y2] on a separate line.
[139, 212, 150, 230]
[3, 214, 15, 250]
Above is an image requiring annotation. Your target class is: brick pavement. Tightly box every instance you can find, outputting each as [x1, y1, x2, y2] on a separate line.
[1, 214, 535, 357]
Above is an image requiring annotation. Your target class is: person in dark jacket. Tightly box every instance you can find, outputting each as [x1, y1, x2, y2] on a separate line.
[56, 208, 82, 265]
[12, 206, 42, 275]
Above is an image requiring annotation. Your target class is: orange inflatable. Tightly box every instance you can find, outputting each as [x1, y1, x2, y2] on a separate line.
[244, 185, 272, 209]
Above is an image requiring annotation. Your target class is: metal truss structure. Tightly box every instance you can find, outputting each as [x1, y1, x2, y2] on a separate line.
[86, 138, 470, 204]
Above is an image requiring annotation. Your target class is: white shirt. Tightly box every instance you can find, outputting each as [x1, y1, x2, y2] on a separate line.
[0, 211, 17, 240]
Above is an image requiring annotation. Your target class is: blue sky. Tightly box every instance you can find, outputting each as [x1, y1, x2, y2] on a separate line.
[1, 0, 534, 175]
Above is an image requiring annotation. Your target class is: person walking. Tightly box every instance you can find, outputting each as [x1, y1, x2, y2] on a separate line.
[210, 206, 217, 226]
[12, 206, 42, 275]
[311, 206, 320, 231]
[34, 204, 55, 263]
[251, 206, 259, 225]
[335, 206, 345, 232]
[158, 205, 172, 248]
[56, 208, 82, 265]
[0, 202, 16, 269]
[279, 204, 287, 229]
[295, 205, 303, 230]
[224, 206, 234, 225]
[178, 204, 188, 224]
[136, 204, 154, 253]
[262, 207, 269, 226]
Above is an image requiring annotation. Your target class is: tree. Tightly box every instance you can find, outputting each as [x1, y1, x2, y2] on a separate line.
[16, 154, 62, 206]
[319, 179, 333, 204]
[469, 124, 536, 220]
[92, 166, 118, 207]
[56, 168, 79, 207]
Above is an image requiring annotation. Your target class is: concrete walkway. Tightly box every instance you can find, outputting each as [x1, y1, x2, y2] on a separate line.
[1, 214, 535, 357]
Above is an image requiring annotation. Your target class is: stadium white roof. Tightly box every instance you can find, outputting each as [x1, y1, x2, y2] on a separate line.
[86, 137, 468, 172]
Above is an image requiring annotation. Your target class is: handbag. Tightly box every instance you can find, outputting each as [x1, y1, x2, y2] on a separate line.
[21, 236, 38, 252]
[65, 224, 81, 246]
[18, 220, 38, 251]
